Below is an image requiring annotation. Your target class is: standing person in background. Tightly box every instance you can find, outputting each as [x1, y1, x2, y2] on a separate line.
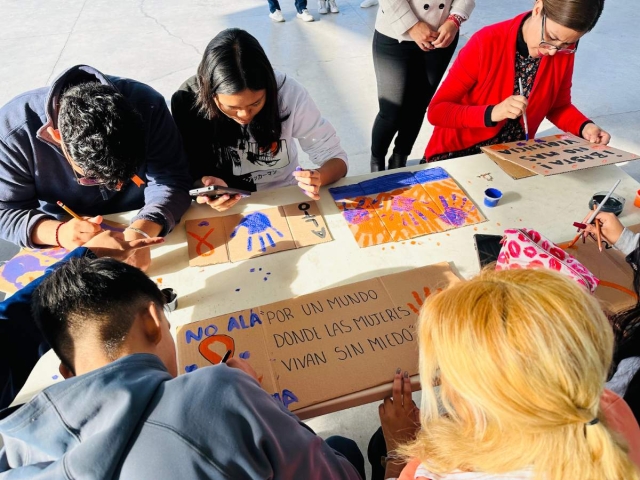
[369, 0, 475, 172]
[268, 0, 314, 22]
[424, 0, 610, 162]
[318, 0, 339, 15]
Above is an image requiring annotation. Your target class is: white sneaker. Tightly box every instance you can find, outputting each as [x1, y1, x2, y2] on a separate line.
[269, 9, 285, 22]
[297, 9, 314, 21]
[318, 0, 328, 14]
[328, 0, 339, 13]
[360, 0, 378, 7]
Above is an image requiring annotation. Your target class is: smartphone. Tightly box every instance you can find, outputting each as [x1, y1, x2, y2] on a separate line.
[189, 185, 252, 198]
[473, 234, 504, 268]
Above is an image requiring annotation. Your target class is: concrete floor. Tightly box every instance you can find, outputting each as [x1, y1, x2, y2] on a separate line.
[1, 0, 639, 475]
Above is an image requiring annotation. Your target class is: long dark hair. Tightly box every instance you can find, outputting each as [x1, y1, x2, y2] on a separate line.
[543, 0, 605, 33]
[195, 28, 290, 152]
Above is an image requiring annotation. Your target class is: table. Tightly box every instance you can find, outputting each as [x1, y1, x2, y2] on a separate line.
[13, 153, 640, 413]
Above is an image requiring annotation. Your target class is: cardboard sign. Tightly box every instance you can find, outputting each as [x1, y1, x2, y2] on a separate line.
[481, 148, 536, 180]
[0, 220, 126, 294]
[177, 263, 460, 415]
[329, 168, 485, 248]
[559, 224, 640, 312]
[185, 201, 332, 266]
[482, 134, 640, 176]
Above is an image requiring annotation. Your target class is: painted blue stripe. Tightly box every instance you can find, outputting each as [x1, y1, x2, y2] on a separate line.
[413, 167, 450, 184]
[360, 172, 418, 195]
[329, 184, 366, 201]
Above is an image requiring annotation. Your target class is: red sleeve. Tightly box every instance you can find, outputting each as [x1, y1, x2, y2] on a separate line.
[427, 32, 494, 129]
[545, 55, 589, 135]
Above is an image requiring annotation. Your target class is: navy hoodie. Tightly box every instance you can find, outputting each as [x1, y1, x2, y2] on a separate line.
[0, 65, 192, 247]
[0, 354, 360, 480]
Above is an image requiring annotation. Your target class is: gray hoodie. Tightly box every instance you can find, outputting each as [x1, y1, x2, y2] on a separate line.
[0, 354, 360, 480]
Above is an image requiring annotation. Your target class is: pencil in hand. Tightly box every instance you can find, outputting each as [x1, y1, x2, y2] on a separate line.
[56, 201, 82, 221]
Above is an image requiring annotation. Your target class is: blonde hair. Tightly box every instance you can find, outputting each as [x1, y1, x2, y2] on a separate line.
[399, 268, 639, 480]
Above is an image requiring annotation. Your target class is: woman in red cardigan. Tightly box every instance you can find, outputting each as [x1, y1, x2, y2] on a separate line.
[424, 0, 610, 162]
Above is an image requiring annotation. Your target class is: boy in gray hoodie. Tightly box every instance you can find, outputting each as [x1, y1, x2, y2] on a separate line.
[0, 256, 364, 480]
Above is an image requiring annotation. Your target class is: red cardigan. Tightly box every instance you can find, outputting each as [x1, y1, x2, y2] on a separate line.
[424, 12, 590, 160]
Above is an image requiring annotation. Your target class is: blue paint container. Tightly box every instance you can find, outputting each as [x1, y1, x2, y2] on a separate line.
[484, 188, 503, 208]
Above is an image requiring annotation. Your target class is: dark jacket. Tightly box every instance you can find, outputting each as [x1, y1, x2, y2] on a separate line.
[0, 354, 361, 480]
[0, 65, 192, 247]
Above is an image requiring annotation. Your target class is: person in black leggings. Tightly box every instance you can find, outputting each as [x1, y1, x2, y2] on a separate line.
[369, 0, 475, 171]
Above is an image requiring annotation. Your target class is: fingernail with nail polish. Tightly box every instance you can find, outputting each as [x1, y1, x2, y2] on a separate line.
[396, 367, 401, 374]
[404, 371, 409, 378]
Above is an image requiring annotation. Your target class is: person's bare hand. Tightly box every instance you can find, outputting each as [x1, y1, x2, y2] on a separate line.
[379, 369, 420, 452]
[57, 216, 103, 250]
[292, 168, 322, 200]
[196, 176, 243, 212]
[408, 22, 438, 51]
[226, 357, 260, 384]
[83, 230, 163, 263]
[584, 212, 624, 245]
[432, 19, 458, 48]
[491, 95, 528, 122]
[582, 123, 611, 145]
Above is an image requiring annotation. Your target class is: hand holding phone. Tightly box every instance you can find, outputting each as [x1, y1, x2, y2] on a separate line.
[193, 176, 248, 212]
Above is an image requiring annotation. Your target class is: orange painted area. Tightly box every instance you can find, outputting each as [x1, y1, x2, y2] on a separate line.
[420, 177, 485, 227]
[336, 197, 392, 247]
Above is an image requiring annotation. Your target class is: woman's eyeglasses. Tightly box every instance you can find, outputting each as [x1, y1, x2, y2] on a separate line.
[540, 14, 578, 54]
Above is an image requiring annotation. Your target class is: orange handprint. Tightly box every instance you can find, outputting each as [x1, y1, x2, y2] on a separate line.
[407, 286, 443, 314]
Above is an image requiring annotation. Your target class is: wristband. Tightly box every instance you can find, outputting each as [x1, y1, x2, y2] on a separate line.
[447, 13, 464, 29]
[126, 227, 151, 239]
[55, 221, 67, 248]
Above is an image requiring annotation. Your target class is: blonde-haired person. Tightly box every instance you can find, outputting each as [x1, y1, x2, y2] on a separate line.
[374, 268, 640, 480]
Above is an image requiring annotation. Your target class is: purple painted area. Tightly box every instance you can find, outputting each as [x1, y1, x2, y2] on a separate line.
[534, 138, 545, 143]
[391, 196, 416, 212]
[185, 364, 198, 373]
[517, 142, 526, 147]
[264, 277, 268, 281]
[52, 375, 59, 380]
[197, 220, 210, 227]
[239, 351, 251, 359]
[1, 249, 67, 289]
[343, 208, 371, 225]
[250, 268, 255, 272]
[438, 196, 469, 226]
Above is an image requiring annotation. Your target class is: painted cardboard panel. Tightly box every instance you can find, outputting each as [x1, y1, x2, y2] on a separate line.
[185, 217, 229, 267]
[336, 196, 394, 247]
[176, 308, 278, 395]
[0, 220, 127, 294]
[481, 147, 536, 179]
[417, 173, 486, 228]
[224, 207, 296, 261]
[329, 168, 485, 248]
[559, 224, 639, 312]
[483, 134, 640, 176]
[177, 263, 461, 415]
[281, 201, 333, 248]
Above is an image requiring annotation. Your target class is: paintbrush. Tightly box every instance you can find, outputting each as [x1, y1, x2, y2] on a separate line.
[585, 179, 621, 225]
[518, 78, 530, 141]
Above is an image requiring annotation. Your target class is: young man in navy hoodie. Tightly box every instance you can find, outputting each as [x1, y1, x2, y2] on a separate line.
[0, 65, 192, 270]
[0, 255, 365, 479]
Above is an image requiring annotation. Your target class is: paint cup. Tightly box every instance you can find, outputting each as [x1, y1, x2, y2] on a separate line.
[484, 188, 503, 208]
[634, 190, 640, 208]
[589, 192, 625, 217]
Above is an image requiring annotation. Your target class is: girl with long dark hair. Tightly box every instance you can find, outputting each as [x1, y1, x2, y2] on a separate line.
[171, 29, 348, 211]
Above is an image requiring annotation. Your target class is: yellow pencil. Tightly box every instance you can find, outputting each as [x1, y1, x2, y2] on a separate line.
[56, 201, 83, 221]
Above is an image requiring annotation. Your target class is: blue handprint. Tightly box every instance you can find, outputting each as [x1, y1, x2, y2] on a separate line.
[230, 211, 284, 252]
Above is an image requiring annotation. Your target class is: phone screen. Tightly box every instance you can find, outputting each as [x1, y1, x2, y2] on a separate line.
[473, 234, 503, 268]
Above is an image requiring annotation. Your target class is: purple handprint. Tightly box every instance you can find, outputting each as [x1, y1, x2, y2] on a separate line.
[436, 194, 469, 226]
[388, 195, 429, 227]
[342, 198, 378, 225]
[230, 212, 284, 252]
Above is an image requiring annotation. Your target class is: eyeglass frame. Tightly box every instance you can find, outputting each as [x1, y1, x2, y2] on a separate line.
[539, 13, 579, 54]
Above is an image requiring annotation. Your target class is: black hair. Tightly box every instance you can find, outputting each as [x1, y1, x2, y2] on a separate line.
[58, 83, 146, 190]
[195, 28, 290, 154]
[544, 0, 605, 33]
[32, 257, 166, 373]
